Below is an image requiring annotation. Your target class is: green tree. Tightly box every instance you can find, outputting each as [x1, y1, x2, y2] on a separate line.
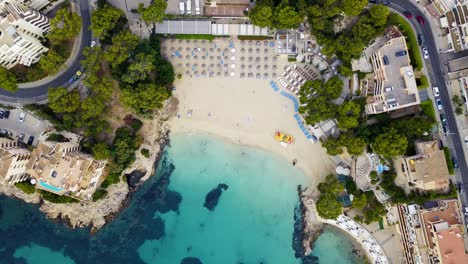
[338, 65, 353, 76]
[341, 134, 366, 156]
[274, 0, 303, 29]
[322, 138, 344, 156]
[47, 8, 82, 44]
[121, 83, 170, 113]
[104, 30, 140, 68]
[80, 96, 106, 120]
[0, 67, 18, 92]
[48, 87, 80, 113]
[39, 49, 65, 74]
[316, 193, 342, 219]
[323, 76, 343, 99]
[369, 4, 390, 28]
[138, 0, 167, 23]
[342, 0, 368, 16]
[249, 2, 274, 28]
[81, 47, 102, 74]
[372, 128, 408, 157]
[84, 74, 113, 100]
[92, 142, 111, 160]
[352, 193, 367, 210]
[337, 101, 361, 130]
[390, 117, 432, 140]
[305, 96, 337, 124]
[122, 53, 155, 84]
[318, 174, 344, 195]
[90, 4, 124, 39]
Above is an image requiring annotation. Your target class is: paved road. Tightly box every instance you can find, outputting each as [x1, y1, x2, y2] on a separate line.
[386, 0, 468, 204]
[0, 0, 92, 105]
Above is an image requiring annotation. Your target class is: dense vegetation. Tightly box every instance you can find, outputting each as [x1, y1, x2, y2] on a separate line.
[46, 133, 70, 142]
[316, 174, 344, 219]
[38, 190, 79, 203]
[15, 182, 36, 194]
[443, 147, 455, 175]
[345, 179, 386, 224]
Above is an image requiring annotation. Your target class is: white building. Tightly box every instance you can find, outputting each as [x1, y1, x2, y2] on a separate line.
[0, 138, 31, 184]
[0, 0, 51, 68]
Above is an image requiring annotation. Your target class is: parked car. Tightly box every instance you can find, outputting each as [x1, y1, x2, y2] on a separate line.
[382, 55, 389, 65]
[395, 50, 408, 57]
[417, 16, 425, 24]
[4, 110, 10, 118]
[452, 157, 459, 169]
[18, 133, 25, 141]
[465, 136, 468, 148]
[90, 41, 96, 48]
[432, 87, 440, 97]
[18, 112, 25, 122]
[423, 47, 429, 59]
[442, 125, 448, 134]
[0, 111, 4, 119]
[404, 11, 413, 18]
[436, 99, 443, 110]
[27, 136, 34, 146]
[440, 113, 447, 126]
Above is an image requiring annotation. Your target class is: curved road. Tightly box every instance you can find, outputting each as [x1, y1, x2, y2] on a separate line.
[387, 1, 468, 203]
[0, 0, 92, 105]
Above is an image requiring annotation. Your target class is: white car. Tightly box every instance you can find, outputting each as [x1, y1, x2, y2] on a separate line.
[432, 87, 440, 97]
[436, 99, 443, 110]
[423, 47, 429, 59]
[90, 40, 96, 48]
[18, 112, 25, 122]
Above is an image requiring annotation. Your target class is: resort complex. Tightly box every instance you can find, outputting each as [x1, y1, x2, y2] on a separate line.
[0, 0, 51, 68]
[1, 0, 468, 263]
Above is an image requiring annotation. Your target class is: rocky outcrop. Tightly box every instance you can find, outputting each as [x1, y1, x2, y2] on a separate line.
[203, 183, 228, 211]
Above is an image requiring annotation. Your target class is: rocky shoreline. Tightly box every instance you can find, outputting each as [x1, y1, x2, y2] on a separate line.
[0, 100, 176, 233]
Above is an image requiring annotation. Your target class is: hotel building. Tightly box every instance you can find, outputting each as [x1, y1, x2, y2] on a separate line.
[0, 0, 51, 68]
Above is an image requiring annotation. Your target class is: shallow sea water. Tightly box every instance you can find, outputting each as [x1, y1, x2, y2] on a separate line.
[0, 133, 363, 264]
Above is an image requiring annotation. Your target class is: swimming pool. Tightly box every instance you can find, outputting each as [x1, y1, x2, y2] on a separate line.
[39, 180, 63, 192]
[376, 164, 389, 174]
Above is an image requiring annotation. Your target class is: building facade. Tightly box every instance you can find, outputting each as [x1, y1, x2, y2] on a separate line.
[26, 141, 106, 201]
[0, 0, 51, 68]
[0, 137, 31, 184]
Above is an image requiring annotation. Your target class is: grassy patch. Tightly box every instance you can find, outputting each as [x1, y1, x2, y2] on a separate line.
[15, 182, 36, 194]
[416, 75, 429, 89]
[46, 133, 69, 142]
[237, 35, 274, 40]
[389, 13, 423, 71]
[100, 172, 121, 189]
[420, 100, 436, 122]
[38, 190, 79, 204]
[174, 34, 214, 40]
[443, 147, 455, 175]
[92, 189, 108, 202]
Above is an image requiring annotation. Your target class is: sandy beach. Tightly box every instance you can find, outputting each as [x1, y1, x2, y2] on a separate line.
[168, 77, 335, 186]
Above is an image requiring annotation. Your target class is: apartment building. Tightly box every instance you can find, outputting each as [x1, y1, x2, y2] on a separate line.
[418, 200, 468, 264]
[0, 0, 51, 68]
[394, 140, 450, 192]
[26, 141, 106, 200]
[364, 29, 420, 115]
[0, 137, 31, 184]
[426, 0, 468, 52]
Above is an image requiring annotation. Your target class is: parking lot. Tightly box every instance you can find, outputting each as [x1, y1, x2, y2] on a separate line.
[0, 109, 49, 146]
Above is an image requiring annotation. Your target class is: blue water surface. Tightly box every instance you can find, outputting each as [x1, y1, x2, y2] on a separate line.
[0, 133, 363, 264]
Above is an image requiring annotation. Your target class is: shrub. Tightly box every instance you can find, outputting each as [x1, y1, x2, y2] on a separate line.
[46, 133, 69, 142]
[92, 189, 108, 201]
[38, 190, 78, 203]
[370, 171, 378, 180]
[141, 148, 150, 158]
[416, 75, 429, 89]
[443, 147, 455, 175]
[237, 35, 273, 40]
[420, 100, 436, 122]
[100, 172, 121, 189]
[15, 182, 36, 194]
[174, 34, 214, 40]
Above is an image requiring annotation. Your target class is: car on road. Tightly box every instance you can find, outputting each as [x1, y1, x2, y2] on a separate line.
[433, 87, 440, 97]
[436, 99, 443, 110]
[423, 47, 429, 59]
[440, 113, 447, 126]
[27, 136, 34, 145]
[417, 34, 425, 46]
[18, 112, 25, 122]
[452, 157, 459, 169]
[404, 11, 412, 18]
[417, 16, 425, 25]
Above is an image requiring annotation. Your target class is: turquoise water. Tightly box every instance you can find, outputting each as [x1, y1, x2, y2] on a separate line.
[0, 133, 363, 263]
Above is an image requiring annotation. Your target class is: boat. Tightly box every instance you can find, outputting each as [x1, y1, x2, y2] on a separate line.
[275, 131, 294, 144]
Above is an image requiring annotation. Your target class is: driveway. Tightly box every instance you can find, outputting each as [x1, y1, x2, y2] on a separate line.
[0, 109, 49, 146]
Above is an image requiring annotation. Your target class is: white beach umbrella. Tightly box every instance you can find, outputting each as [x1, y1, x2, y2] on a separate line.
[231, 64, 235, 69]
[230, 72, 235, 76]
[231, 48, 236, 53]
[231, 56, 236, 61]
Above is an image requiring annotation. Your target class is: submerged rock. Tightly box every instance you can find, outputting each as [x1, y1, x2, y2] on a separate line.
[203, 183, 228, 211]
[180, 257, 203, 264]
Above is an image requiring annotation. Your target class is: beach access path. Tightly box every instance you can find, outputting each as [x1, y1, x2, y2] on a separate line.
[168, 77, 336, 185]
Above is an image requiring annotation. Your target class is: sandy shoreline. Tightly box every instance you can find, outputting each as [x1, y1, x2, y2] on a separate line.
[168, 77, 336, 187]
